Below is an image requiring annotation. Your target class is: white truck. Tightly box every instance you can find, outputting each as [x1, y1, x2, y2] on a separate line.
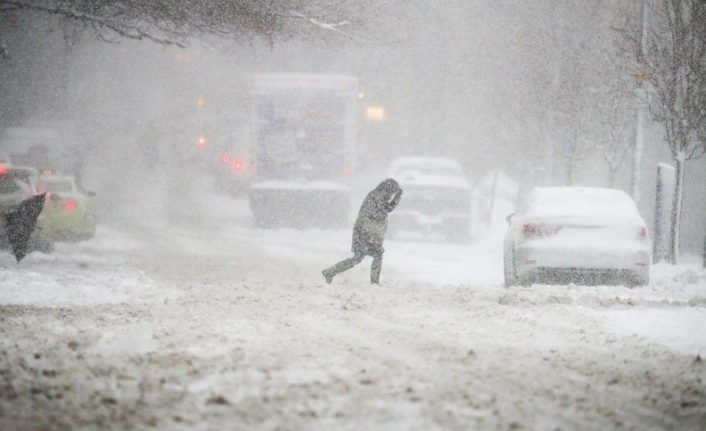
[248, 74, 359, 228]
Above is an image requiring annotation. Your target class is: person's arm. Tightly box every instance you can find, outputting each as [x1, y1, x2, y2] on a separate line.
[385, 189, 403, 212]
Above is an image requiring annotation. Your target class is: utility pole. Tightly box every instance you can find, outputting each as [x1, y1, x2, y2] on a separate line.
[631, 0, 648, 208]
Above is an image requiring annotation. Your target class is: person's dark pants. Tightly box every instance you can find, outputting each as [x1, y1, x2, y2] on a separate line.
[324, 252, 384, 284]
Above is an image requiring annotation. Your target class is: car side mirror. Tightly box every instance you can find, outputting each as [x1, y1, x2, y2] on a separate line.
[505, 213, 515, 225]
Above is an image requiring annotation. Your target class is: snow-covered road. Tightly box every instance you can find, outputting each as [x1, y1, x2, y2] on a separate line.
[1, 183, 705, 430]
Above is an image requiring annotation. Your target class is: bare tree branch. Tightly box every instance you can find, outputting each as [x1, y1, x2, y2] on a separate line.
[620, 0, 706, 263]
[0, 0, 380, 47]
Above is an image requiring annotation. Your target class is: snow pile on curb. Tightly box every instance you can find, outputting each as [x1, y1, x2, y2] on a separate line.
[0, 226, 161, 307]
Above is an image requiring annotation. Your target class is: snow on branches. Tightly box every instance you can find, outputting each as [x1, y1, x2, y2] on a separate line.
[0, 0, 371, 46]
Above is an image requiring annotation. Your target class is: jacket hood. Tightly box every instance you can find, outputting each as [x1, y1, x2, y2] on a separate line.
[374, 178, 400, 198]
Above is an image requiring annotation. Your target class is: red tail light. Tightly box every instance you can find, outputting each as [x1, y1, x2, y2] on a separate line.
[522, 223, 560, 238]
[222, 154, 230, 162]
[0, 166, 6, 176]
[345, 168, 353, 177]
[523, 223, 542, 238]
[65, 201, 76, 211]
[198, 137, 207, 148]
[233, 159, 243, 172]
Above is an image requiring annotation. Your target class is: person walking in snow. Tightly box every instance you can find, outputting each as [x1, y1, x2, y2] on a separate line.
[322, 178, 403, 285]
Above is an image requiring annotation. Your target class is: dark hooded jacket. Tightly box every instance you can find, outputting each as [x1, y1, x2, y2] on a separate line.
[351, 178, 402, 256]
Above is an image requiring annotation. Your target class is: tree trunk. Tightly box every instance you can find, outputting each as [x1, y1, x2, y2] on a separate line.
[487, 171, 499, 227]
[608, 167, 616, 188]
[565, 139, 576, 185]
[631, 0, 648, 208]
[632, 103, 645, 206]
[669, 156, 685, 264]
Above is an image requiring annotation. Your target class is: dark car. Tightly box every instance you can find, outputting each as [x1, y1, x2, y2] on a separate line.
[386, 157, 472, 242]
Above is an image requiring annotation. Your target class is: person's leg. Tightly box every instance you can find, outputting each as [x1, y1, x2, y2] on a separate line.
[322, 254, 365, 283]
[370, 252, 384, 284]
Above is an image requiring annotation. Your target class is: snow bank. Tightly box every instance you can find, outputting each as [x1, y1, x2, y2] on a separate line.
[0, 226, 162, 307]
[604, 259, 706, 356]
[605, 308, 706, 355]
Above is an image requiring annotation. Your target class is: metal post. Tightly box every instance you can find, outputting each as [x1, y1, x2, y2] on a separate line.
[653, 163, 675, 262]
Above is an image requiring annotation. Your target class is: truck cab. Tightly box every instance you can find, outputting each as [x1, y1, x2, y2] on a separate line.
[248, 74, 359, 228]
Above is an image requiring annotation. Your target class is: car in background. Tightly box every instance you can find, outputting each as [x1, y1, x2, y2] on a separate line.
[503, 187, 651, 287]
[38, 174, 97, 241]
[0, 163, 54, 252]
[214, 150, 254, 197]
[0, 121, 84, 176]
[387, 157, 472, 242]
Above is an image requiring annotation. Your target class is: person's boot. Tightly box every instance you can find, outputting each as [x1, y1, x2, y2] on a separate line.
[323, 255, 364, 284]
[370, 254, 383, 285]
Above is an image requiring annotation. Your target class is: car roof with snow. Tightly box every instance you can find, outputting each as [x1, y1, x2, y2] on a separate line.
[388, 157, 470, 189]
[0, 164, 39, 179]
[522, 187, 643, 221]
[0, 122, 81, 157]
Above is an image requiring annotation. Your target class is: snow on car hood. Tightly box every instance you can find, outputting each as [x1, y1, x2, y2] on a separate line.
[394, 171, 470, 189]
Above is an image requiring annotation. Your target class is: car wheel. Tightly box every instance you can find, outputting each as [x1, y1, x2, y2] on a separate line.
[503, 248, 518, 287]
[626, 275, 649, 288]
[503, 274, 515, 288]
[511, 250, 533, 287]
[76, 231, 95, 241]
[503, 261, 515, 287]
[30, 238, 54, 254]
[518, 276, 533, 287]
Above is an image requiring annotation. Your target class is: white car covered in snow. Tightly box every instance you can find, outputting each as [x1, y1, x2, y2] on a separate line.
[387, 157, 471, 242]
[503, 187, 651, 287]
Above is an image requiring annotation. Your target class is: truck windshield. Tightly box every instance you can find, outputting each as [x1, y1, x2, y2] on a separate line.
[255, 91, 347, 181]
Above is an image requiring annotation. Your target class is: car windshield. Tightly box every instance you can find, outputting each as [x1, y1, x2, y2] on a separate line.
[39, 180, 73, 193]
